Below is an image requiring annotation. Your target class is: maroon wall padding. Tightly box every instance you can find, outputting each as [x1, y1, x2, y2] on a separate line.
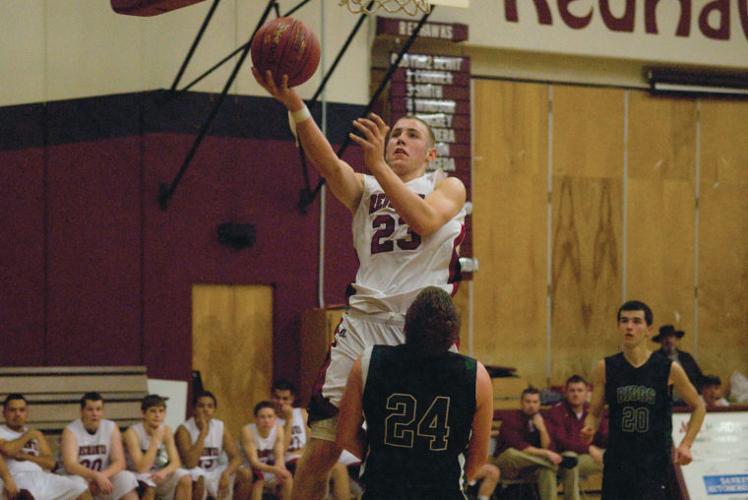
[0, 149, 46, 365]
[45, 138, 144, 366]
[111, 0, 206, 16]
[0, 131, 359, 385]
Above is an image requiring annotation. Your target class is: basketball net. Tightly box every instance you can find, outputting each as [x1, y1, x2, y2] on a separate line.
[339, 0, 431, 16]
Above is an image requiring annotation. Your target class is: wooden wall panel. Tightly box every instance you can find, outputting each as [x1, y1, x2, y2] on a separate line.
[192, 285, 273, 439]
[697, 100, 748, 382]
[472, 80, 548, 386]
[551, 86, 624, 383]
[627, 92, 696, 352]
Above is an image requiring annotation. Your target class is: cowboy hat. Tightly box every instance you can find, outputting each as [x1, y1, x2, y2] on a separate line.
[652, 324, 685, 343]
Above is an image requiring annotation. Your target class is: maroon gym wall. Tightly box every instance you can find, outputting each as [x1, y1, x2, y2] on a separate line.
[0, 92, 362, 387]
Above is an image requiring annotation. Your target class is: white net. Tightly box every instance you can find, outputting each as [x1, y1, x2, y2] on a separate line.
[339, 0, 431, 16]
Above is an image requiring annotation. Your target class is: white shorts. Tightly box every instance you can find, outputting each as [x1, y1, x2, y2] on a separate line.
[11, 470, 88, 500]
[135, 468, 190, 498]
[187, 465, 234, 499]
[69, 470, 138, 500]
[311, 310, 405, 422]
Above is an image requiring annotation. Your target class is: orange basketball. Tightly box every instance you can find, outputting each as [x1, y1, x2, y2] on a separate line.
[251, 17, 321, 88]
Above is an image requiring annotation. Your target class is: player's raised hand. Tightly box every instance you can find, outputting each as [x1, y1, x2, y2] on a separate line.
[251, 68, 301, 111]
[280, 402, 293, 421]
[674, 443, 693, 465]
[349, 113, 390, 172]
[151, 424, 166, 445]
[194, 413, 209, 435]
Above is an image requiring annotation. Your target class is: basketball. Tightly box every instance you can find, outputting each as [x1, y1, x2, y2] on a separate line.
[251, 17, 321, 88]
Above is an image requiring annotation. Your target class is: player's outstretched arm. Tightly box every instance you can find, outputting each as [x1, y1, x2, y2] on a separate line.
[350, 114, 466, 236]
[465, 362, 493, 481]
[16, 431, 55, 471]
[61, 428, 96, 480]
[582, 359, 606, 444]
[104, 426, 127, 477]
[670, 363, 705, 465]
[251, 68, 364, 212]
[336, 358, 366, 460]
[222, 429, 243, 476]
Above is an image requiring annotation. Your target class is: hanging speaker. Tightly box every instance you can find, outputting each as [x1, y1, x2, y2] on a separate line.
[217, 223, 256, 250]
[111, 0, 207, 16]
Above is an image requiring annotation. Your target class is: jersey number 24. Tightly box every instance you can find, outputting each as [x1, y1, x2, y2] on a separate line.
[384, 393, 450, 451]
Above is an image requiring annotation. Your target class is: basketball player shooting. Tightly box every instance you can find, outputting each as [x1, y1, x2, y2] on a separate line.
[251, 67, 467, 500]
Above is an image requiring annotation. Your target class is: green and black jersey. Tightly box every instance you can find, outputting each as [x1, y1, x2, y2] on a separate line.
[361, 344, 477, 500]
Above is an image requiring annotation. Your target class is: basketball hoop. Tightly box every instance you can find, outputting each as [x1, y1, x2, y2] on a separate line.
[339, 0, 431, 16]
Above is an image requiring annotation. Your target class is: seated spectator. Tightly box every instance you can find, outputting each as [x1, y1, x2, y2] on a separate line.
[701, 375, 730, 408]
[175, 391, 250, 499]
[492, 387, 561, 500]
[123, 394, 192, 499]
[61, 392, 139, 500]
[546, 375, 607, 500]
[0, 393, 89, 500]
[240, 401, 292, 500]
[270, 379, 351, 500]
[654, 325, 704, 403]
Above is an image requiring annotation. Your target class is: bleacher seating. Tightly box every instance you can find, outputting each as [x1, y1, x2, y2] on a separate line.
[0, 366, 148, 438]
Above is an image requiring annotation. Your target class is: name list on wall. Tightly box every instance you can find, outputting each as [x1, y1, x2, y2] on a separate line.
[376, 18, 473, 272]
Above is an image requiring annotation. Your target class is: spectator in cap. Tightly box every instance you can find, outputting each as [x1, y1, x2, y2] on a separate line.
[654, 325, 704, 403]
[701, 375, 730, 408]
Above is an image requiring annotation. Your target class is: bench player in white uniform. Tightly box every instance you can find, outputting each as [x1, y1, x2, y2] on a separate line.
[271, 380, 353, 500]
[175, 391, 249, 500]
[0, 394, 89, 500]
[241, 401, 291, 500]
[0, 453, 20, 499]
[61, 392, 138, 500]
[123, 394, 192, 500]
[253, 68, 467, 500]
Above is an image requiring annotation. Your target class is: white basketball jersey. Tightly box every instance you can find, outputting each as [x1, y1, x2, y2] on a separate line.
[66, 418, 114, 472]
[129, 422, 170, 472]
[0, 425, 42, 473]
[276, 408, 306, 460]
[182, 417, 224, 471]
[245, 423, 277, 465]
[349, 170, 466, 314]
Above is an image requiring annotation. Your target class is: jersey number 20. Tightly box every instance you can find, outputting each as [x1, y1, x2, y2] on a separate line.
[384, 393, 450, 451]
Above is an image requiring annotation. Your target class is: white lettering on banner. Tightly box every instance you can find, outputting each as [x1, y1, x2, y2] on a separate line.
[398, 21, 454, 40]
[406, 84, 443, 98]
[393, 54, 465, 71]
[433, 128, 456, 143]
[429, 158, 456, 172]
[416, 113, 453, 128]
[406, 99, 456, 113]
[406, 70, 453, 85]
[436, 143, 450, 156]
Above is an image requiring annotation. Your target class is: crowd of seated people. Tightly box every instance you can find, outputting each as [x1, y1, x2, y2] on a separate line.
[481, 360, 738, 499]
[486, 378, 607, 500]
[0, 326, 738, 500]
[0, 380, 361, 500]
